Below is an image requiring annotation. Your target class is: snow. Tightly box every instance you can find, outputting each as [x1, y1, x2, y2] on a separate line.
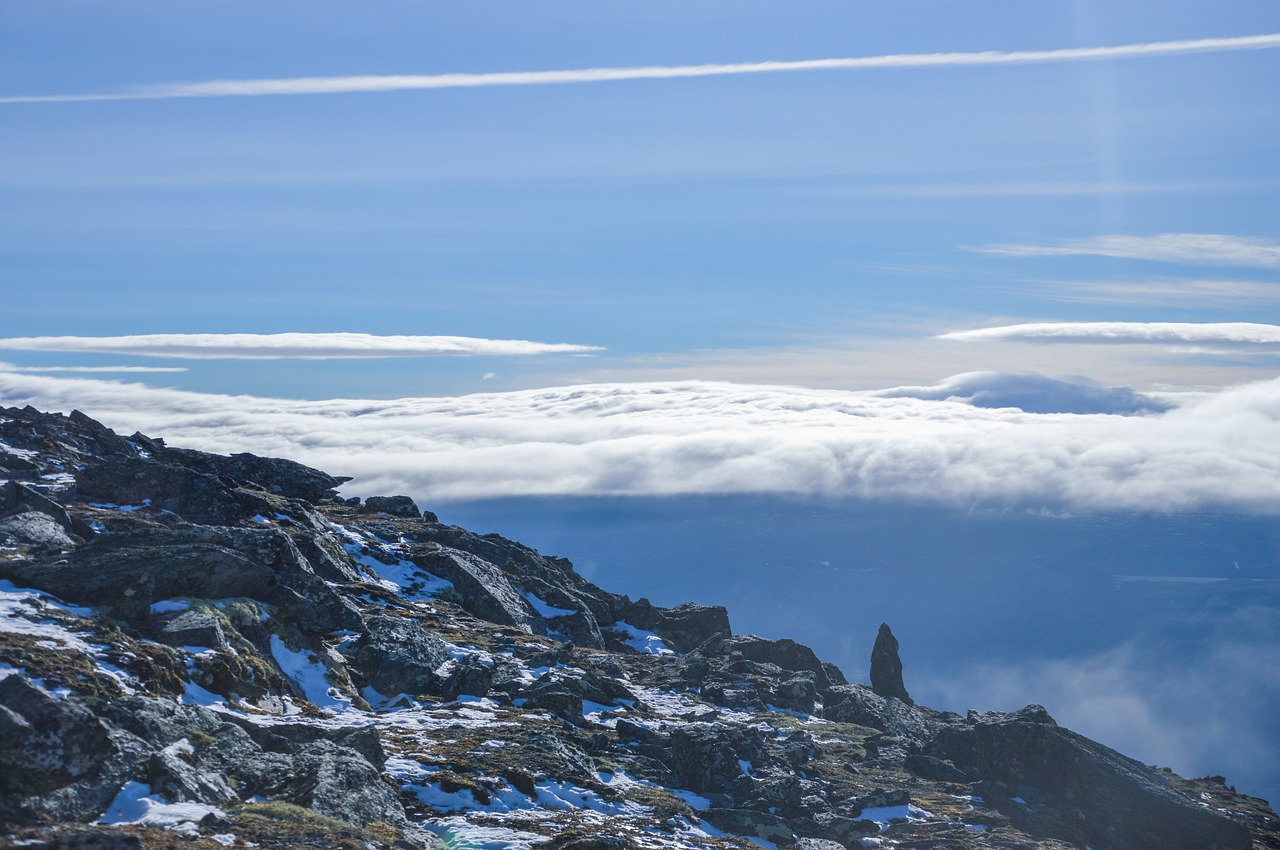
[89, 499, 151, 512]
[0, 440, 39, 459]
[268, 634, 351, 711]
[332, 523, 454, 602]
[598, 769, 711, 811]
[522, 591, 575, 619]
[180, 680, 228, 708]
[858, 803, 933, 828]
[425, 821, 547, 850]
[97, 781, 223, 828]
[1, 582, 97, 650]
[612, 621, 675, 655]
[533, 779, 646, 815]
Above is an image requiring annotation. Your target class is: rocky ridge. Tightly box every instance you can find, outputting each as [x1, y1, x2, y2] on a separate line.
[1, 404, 1276, 850]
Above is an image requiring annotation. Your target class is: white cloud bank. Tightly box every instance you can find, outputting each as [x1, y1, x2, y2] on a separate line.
[0, 333, 602, 359]
[981, 233, 1280, 268]
[940, 322, 1280, 346]
[4, 33, 1278, 104]
[2, 371, 1278, 512]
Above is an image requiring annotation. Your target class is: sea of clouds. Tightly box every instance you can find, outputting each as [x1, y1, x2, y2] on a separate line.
[3, 370, 1278, 512]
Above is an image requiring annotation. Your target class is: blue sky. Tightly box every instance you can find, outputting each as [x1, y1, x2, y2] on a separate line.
[3, 1, 1279, 400]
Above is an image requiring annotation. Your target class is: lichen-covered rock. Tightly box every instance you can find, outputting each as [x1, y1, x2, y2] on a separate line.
[348, 615, 452, 698]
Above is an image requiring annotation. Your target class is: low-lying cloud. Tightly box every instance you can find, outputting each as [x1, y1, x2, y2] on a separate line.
[941, 321, 1280, 347]
[980, 233, 1280, 268]
[4, 33, 1278, 104]
[2, 371, 1277, 512]
[875, 371, 1171, 414]
[0, 333, 602, 359]
[921, 603, 1280, 799]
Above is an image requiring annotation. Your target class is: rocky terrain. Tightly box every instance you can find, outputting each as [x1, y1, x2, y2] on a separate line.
[1, 404, 1277, 850]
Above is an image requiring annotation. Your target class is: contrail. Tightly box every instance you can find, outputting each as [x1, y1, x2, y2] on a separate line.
[4, 32, 1279, 104]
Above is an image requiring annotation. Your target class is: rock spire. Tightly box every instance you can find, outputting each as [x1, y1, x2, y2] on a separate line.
[870, 622, 912, 704]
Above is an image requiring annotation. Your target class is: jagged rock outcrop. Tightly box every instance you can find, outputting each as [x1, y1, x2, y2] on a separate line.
[1, 405, 1275, 850]
[870, 622, 912, 704]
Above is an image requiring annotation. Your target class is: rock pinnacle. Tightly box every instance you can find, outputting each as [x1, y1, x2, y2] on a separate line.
[870, 622, 912, 704]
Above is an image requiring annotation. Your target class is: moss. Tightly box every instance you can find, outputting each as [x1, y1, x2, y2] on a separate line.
[0, 631, 125, 698]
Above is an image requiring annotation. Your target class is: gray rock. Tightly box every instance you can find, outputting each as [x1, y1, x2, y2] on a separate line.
[419, 547, 542, 633]
[286, 740, 407, 827]
[0, 511, 77, 549]
[622, 600, 731, 653]
[0, 677, 117, 796]
[668, 723, 772, 794]
[904, 753, 967, 783]
[823, 685, 934, 747]
[932, 705, 1251, 850]
[2, 480, 91, 540]
[869, 623, 911, 704]
[157, 610, 227, 649]
[9, 525, 361, 632]
[149, 745, 236, 804]
[349, 615, 453, 697]
[795, 839, 849, 850]
[703, 808, 793, 843]
[361, 495, 422, 518]
[154, 446, 350, 502]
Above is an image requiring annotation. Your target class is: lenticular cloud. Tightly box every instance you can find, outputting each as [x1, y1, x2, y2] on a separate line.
[2, 372, 1277, 512]
[0, 333, 602, 359]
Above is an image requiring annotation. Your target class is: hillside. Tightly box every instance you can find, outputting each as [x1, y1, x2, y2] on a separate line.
[1, 405, 1276, 850]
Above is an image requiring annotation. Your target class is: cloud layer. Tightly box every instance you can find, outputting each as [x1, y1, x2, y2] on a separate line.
[940, 321, 1280, 346]
[0, 333, 602, 360]
[981, 233, 1280, 268]
[2, 371, 1277, 512]
[874, 372, 1171, 414]
[4, 33, 1278, 104]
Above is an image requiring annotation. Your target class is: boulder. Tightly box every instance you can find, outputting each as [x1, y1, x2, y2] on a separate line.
[667, 723, 772, 795]
[286, 740, 407, 827]
[148, 744, 236, 804]
[418, 547, 542, 633]
[0, 677, 117, 796]
[2, 480, 92, 540]
[823, 684, 933, 747]
[157, 610, 227, 649]
[0, 511, 78, 550]
[348, 616, 453, 698]
[360, 495, 421, 518]
[622, 600, 731, 653]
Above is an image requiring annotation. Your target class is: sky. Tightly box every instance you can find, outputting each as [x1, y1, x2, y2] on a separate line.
[2, 0, 1279, 509]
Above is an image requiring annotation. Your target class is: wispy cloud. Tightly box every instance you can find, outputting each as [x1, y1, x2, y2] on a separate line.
[2, 372, 1278, 512]
[980, 233, 1280, 268]
[940, 321, 1280, 346]
[4, 33, 1278, 104]
[1030, 278, 1280, 306]
[0, 362, 188, 373]
[0, 333, 602, 360]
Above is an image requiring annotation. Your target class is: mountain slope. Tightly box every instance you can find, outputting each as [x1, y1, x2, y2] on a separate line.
[1, 405, 1275, 850]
